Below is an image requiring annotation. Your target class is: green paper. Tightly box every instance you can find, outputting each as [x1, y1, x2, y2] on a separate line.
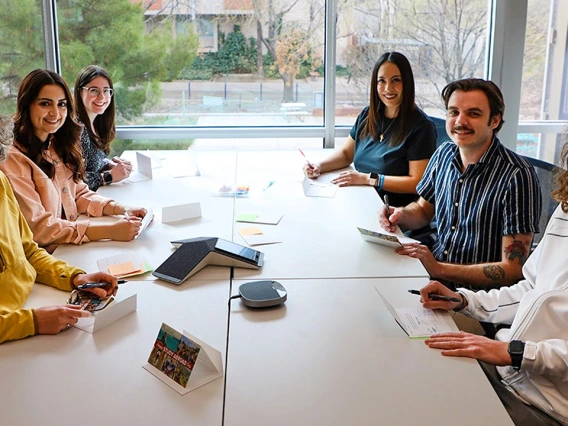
[236, 213, 259, 222]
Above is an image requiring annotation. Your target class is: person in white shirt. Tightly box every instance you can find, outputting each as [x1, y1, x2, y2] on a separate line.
[418, 137, 568, 426]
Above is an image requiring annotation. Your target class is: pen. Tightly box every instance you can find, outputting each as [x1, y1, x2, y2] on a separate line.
[263, 180, 275, 191]
[408, 289, 461, 303]
[77, 280, 127, 290]
[298, 148, 314, 169]
[384, 194, 392, 227]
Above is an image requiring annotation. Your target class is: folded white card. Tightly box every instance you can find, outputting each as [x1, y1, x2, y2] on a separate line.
[162, 202, 202, 223]
[135, 206, 154, 239]
[127, 152, 153, 182]
[74, 293, 137, 334]
[302, 177, 338, 198]
[143, 328, 223, 395]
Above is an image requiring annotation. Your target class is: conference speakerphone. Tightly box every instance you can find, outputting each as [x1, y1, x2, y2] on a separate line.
[152, 237, 264, 284]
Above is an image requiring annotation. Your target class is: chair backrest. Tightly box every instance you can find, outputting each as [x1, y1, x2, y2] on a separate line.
[522, 155, 560, 246]
[429, 116, 450, 148]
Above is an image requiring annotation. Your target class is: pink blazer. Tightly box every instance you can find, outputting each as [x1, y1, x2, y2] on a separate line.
[0, 145, 113, 249]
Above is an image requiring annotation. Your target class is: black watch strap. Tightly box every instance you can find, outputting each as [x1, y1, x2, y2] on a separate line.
[508, 340, 525, 371]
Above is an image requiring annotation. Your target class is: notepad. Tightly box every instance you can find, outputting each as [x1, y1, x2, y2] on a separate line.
[236, 213, 283, 225]
[97, 251, 153, 278]
[127, 152, 153, 182]
[238, 227, 282, 246]
[374, 287, 454, 339]
[357, 226, 419, 248]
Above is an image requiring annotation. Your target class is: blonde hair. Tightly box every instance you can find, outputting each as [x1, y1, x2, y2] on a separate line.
[0, 114, 14, 164]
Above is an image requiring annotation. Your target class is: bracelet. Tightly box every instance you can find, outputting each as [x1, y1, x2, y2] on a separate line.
[378, 174, 385, 191]
[454, 291, 469, 312]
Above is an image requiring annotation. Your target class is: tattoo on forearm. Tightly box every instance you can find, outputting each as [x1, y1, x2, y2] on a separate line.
[504, 239, 529, 265]
[483, 265, 505, 281]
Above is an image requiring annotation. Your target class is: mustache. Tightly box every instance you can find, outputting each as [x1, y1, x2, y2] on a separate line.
[452, 125, 472, 132]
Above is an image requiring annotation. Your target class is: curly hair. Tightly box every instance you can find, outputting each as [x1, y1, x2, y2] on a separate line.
[74, 65, 116, 155]
[13, 69, 84, 182]
[552, 131, 568, 212]
[0, 115, 14, 164]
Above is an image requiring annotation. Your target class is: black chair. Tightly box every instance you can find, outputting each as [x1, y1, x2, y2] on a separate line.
[430, 116, 450, 148]
[521, 155, 560, 248]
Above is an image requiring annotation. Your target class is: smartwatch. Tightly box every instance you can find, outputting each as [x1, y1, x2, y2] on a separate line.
[508, 340, 525, 371]
[369, 172, 379, 187]
[102, 171, 113, 185]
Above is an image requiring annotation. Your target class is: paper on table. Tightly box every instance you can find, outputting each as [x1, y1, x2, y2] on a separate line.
[97, 251, 153, 278]
[236, 213, 283, 225]
[302, 177, 337, 198]
[238, 228, 282, 246]
[374, 287, 454, 339]
[108, 261, 141, 276]
[238, 227, 263, 236]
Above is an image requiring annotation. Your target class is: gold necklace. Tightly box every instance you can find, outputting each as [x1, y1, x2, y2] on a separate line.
[379, 116, 396, 142]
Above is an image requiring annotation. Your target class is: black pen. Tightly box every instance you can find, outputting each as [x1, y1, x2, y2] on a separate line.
[384, 194, 392, 227]
[408, 289, 461, 303]
[77, 280, 127, 290]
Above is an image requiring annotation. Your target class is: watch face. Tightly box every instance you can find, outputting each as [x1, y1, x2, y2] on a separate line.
[509, 340, 524, 354]
[370, 172, 379, 179]
[103, 172, 113, 184]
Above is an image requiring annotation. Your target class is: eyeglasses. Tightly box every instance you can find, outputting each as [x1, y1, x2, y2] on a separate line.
[82, 87, 114, 97]
[67, 288, 117, 312]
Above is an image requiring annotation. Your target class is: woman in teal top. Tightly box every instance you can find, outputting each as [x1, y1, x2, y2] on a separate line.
[304, 52, 436, 206]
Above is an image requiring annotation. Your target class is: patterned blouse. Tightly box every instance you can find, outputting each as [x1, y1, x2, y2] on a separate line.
[80, 126, 111, 191]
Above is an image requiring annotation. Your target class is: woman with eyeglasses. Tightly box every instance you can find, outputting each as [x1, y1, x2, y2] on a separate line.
[74, 65, 132, 191]
[0, 114, 119, 343]
[0, 69, 146, 253]
[303, 52, 437, 207]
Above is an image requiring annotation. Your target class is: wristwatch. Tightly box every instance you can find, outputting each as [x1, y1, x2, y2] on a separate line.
[369, 172, 379, 187]
[508, 340, 525, 371]
[102, 171, 113, 185]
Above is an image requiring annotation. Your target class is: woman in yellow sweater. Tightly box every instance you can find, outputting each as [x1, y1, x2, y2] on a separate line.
[0, 115, 117, 344]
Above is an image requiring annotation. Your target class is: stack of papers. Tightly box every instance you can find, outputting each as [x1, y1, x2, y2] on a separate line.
[238, 227, 282, 246]
[97, 251, 153, 278]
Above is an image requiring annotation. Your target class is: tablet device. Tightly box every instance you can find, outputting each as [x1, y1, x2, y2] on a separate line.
[357, 227, 403, 248]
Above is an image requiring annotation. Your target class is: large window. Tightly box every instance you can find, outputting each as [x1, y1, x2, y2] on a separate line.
[335, 0, 490, 127]
[517, 0, 567, 164]
[2, 0, 565, 161]
[56, 0, 325, 130]
[0, 0, 45, 114]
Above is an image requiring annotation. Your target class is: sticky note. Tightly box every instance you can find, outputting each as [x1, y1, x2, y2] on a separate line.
[238, 227, 263, 236]
[236, 213, 259, 222]
[108, 261, 141, 276]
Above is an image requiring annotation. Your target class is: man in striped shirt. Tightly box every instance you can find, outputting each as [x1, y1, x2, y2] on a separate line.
[380, 78, 542, 290]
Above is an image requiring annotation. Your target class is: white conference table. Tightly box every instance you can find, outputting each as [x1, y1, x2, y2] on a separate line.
[54, 150, 238, 280]
[1, 149, 513, 426]
[232, 150, 428, 280]
[225, 277, 514, 426]
[0, 277, 230, 426]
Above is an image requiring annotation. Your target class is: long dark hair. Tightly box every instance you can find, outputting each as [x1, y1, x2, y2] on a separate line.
[74, 65, 116, 155]
[361, 51, 416, 147]
[14, 69, 84, 182]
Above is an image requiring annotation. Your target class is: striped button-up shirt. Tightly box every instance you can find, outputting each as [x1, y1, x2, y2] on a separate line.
[417, 138, 541, 269]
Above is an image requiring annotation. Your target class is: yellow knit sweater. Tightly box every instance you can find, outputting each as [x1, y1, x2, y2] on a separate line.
[0, 171, 84, 343]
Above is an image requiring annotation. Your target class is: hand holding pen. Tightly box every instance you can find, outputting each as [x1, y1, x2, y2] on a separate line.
[408, 289, 461, 303]
[408, 281, 465, 311]
[299, 149, 321, 178]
